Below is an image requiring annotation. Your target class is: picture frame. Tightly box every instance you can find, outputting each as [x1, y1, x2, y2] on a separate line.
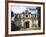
[5, 0, 45, 36]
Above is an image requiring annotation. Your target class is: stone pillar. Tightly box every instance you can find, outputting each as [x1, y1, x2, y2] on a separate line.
[29, 20, 32, 28]
[21, 19, 24, 27]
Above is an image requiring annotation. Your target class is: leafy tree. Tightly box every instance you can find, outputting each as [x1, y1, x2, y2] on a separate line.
[11, 21, 22, 31]
[36, 7, 41, 27]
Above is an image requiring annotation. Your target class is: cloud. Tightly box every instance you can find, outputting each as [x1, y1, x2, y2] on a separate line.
[12, 6, 27, 14]
[11, 6, 37, 14]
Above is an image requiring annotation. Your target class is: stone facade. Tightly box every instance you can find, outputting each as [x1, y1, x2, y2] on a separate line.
[14, 10, 38, 29]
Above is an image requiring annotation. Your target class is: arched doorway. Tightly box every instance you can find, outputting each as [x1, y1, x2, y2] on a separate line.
[24, 21, 29, 28]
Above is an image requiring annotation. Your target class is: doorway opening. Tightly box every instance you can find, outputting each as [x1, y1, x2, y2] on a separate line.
[25, 21, 29, 28]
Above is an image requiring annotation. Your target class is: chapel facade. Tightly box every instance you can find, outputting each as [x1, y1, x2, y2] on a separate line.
[14, 10, 38, 29]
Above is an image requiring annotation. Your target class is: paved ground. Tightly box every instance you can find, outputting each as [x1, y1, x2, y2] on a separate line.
[20, 27, 40, 31]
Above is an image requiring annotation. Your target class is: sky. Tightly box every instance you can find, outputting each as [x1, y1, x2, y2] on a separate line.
[11, 6, 38, 14]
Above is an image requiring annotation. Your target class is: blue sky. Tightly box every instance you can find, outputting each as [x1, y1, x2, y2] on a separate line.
[11, 6, 38, 14]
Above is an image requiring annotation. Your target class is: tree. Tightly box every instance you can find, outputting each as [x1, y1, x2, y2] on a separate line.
[11, 11, 14, 17]
[36, 7, 41, 27]
[11, 21, 22, 31]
